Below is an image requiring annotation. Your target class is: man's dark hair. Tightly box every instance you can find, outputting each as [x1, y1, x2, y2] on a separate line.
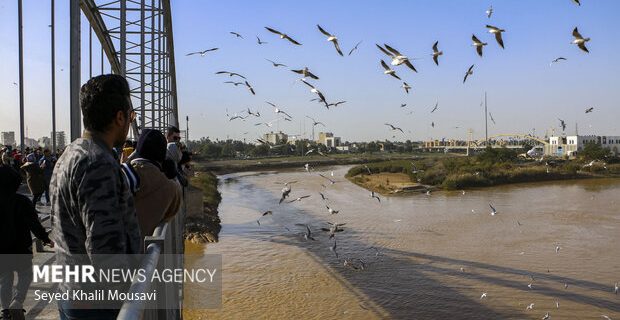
[80, 74, 131, 132]
[167, 126, 181, 137]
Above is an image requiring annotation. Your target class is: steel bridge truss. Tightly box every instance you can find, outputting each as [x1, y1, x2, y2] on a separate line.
[76, 0, 178, 139]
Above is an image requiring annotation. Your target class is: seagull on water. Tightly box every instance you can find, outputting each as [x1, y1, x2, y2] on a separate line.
[490, 203, 497, 215]
[265, 27, 302, 45]
[265, 59, 287, 67]
[572, 27, 590, 53]
[317, 24, 343, 56]
[463, 64, 475, 83]
[385, 123, 404, 133]
[431, 41, 443, 66]
[348, 40, 363, 56]
[471, 35, 487, 57]
[186, 48, 218, 56]
[486, 25, 506, 49]
[614, 282, 618, 294]
[542, 313, 550, 320]
[555, 245, 561, 254]
[380, 60, 401, 80]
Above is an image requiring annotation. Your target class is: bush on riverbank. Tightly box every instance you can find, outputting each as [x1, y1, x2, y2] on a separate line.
[191, 171, 221, 209]
[186, 172, 222, 243]
[347, 148, 618, 191]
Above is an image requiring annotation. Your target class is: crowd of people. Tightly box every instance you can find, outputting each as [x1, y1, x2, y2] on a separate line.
[0, 74, 192, 320]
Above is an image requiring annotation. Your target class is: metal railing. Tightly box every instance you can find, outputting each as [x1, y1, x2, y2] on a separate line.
[117, 188, 187, 320]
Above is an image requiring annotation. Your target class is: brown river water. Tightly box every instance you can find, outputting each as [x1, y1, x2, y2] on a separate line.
[184, 165, 620, 320]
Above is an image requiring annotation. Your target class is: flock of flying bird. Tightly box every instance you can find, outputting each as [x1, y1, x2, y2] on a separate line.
[186, 0, 597, 142]
[188, 1, 616, 318]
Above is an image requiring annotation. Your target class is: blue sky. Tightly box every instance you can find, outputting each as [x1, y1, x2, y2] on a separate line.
[1, 0, 620, 143]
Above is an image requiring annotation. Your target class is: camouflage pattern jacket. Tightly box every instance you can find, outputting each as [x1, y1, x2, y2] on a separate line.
[50, 132, 141, 291]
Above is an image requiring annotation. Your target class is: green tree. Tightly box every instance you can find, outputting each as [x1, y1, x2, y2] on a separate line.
[580, 142, 610, 161]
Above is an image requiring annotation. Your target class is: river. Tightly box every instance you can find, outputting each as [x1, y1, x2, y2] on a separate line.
[184, 165, 620, 319]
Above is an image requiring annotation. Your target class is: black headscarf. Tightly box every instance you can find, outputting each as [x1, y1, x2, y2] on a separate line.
[0, 166, 21, 199]
[136, 129, 167, 164]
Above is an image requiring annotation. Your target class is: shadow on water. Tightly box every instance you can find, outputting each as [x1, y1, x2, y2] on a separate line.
[214, 171, 620, 319]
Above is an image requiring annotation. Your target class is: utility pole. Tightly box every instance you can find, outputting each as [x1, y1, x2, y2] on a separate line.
[51, 0, 56, 153]
[186, 115, 189, 143]
[484, 92, 488, 147]
[18, 0, 25, 151]
[69, 0, 81, 141]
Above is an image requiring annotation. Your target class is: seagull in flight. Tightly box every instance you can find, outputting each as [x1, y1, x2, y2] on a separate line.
[186, 48, 218, 56]
[572, 27, 590, 53]
[380, 60, 401, 80]
[319, 173, 337, 185]
[558, 118, 567, 131]
[377, 44, 418, 72]
[614, 282, 618, 294]
[317, 24, 343, 56]
[430, 102, 439, 113]
[244, 81, 255, 95]
[572, 0, 581, 6]
[265, 59, 287, 67]
[385, 123, 404, 133]
[400, 103, 407, 108]
[480, 292, 487, 299]
[224, 81, 243, 86]
[215, 71, 246, 79]
[585, 107, 594, 113]
[431, 41, 443, 66]
[319, 192, 329, 201]
[489, 203, 497, 215]
[301, 80, 328, 107]
[256, 36, 268, 45]
[550, 57, 567, 66]
[326, 205, 339, 215]
[230, 31, 243, 39]
[287, 195, 311, 203]
[486, 5, 493, 18]
[327, 101, 347, 108]
[489, 112, 496, 124]
[402, 82, 412, 94]
[291, 67, 319, 80]
[526, 303, 534, 310]
[321, 222, 345, 239]
[298, 224, 316, 241]
[486, 25, 506, 49]
[266, 102, 293, 119]
[265, 27, 302, 45]
[471, 35, 487, 57]
[348, 40, 363, 56]
[306, 116, 325, 127]
[371, 191, 381, 203]
[279, 186, 292, 204]
[463, 64, 475, 83]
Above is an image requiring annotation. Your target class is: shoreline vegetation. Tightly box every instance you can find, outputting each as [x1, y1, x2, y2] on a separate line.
[346, 149, 620, 195]
[195, 152, 450, 174]
[184, 171, 222, 244]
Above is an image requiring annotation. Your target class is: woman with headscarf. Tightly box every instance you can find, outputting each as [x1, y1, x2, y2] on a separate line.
[129, 129, 182, 243]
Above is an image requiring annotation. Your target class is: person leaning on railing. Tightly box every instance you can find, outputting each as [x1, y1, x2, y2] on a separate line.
[127, 129, 182, 246]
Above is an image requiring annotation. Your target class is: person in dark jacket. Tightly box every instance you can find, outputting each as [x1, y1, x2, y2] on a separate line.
[0, 166, 53, 320]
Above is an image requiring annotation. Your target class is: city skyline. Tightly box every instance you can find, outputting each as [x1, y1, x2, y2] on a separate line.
[1, 0, 620, 143]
